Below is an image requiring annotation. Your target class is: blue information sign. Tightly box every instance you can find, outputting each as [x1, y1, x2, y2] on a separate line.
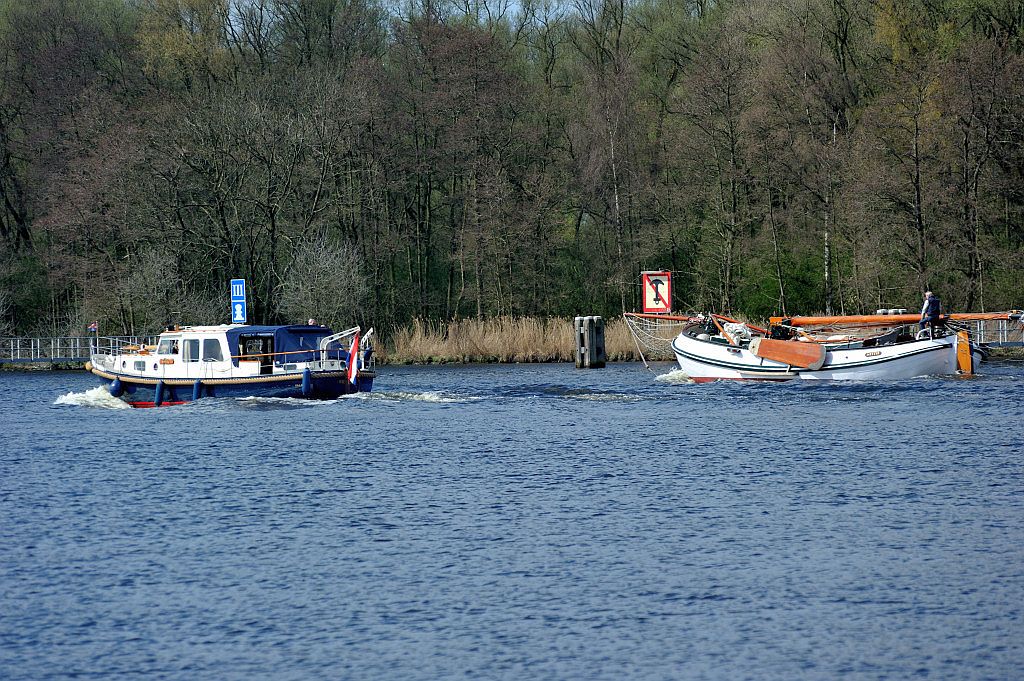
[230, 278, 247, 323]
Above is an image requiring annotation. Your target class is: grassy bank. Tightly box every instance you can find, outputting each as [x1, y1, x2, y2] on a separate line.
[381, 317, 668, 364]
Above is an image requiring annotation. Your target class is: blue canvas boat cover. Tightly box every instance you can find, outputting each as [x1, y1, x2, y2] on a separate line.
[224, 325, 347, 365]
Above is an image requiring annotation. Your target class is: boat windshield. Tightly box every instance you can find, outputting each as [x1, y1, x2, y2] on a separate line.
[157, 337, 180, 355]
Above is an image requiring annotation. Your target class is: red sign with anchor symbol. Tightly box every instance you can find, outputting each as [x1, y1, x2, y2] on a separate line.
[641, 271, 671, 313]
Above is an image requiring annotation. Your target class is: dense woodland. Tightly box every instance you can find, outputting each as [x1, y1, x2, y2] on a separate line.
[1, 0, 1022, 337]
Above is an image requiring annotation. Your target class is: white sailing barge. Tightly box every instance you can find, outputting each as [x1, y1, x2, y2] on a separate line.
[627, 312, 1022, 382]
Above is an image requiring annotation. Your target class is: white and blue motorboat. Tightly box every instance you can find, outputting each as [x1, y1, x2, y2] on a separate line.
[86, 323, 374, 407]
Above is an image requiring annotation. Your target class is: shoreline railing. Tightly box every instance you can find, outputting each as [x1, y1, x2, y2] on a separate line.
[0, 336, 156, 364]
[964, 318, 1024, 347]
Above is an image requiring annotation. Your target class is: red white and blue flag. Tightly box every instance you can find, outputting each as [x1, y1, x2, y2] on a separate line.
[87, 321, 98, 332]
[347, 332, 360, 385]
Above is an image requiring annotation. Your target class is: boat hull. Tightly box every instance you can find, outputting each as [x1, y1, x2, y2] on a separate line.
[88, 365, 374, 407]
[671, 333, 982, 381]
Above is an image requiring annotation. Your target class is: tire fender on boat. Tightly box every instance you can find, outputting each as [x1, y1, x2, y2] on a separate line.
[301, 368, 312, 397]
[155, 380, 165, 407]
[192, 379, 203, 401]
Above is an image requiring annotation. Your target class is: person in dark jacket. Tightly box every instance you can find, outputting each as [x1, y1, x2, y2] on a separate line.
[920, 291, 942, 335]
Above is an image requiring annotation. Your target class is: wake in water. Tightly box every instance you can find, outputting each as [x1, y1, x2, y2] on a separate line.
[531, 385, 641, 402]
[235, 396, 337, 409]
[654, 368, 694, 385]
[567, 392, 641, 402]
[234, 391, 483, 406]
[354, 390, 483, 403]
[54, 386, 131, 409]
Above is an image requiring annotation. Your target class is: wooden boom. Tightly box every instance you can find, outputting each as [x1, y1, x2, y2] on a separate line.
[769, 312, 1021, 327]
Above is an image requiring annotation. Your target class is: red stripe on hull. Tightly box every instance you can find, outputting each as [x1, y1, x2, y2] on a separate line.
[688, 376, 792, 383]
[130, 401, 188, 408]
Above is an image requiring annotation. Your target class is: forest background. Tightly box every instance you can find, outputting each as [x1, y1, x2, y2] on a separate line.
[1, 0, 1022, 340]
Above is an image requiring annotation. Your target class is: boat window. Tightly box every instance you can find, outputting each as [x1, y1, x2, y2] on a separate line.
[183, 339, 200, 362]
[203, 339, 223, 361]
[157, 337, 180, 355]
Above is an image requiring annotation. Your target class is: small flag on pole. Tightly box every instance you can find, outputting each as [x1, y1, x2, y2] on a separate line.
[347, 332, 360, 385]
[88, 321, 98, 332]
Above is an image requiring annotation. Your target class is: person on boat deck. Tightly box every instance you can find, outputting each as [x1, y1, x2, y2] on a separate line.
[920, 291, 942, 334]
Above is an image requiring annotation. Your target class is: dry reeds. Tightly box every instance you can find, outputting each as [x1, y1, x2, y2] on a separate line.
[382, 316, 658, 364]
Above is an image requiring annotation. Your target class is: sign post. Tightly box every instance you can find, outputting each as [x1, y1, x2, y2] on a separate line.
[230, 279, 247, 324]
[641, 271, 672, 314]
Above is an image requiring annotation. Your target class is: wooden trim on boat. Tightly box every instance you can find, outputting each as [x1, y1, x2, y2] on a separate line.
[232, 348, 352, 359]
[770, 312, 1021, 326]
[770, 314, 924, 326]
[709, 315, 737, 346]
[956, 330, 973, 374]
[711, 313, 768, 335]
[749, 337, 826, 369]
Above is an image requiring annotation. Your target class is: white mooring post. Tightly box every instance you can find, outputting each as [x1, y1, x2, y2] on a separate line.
[574, 316, 607, 368]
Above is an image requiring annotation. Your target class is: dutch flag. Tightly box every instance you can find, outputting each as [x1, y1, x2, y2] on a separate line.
[347, 331, 360, 385]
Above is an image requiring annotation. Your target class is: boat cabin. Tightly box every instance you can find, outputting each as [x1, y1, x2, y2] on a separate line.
[98, 324, 354, 380]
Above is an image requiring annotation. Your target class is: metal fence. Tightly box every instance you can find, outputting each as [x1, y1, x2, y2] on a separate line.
[0, 336, 155, 364]
[964, 319, 1024, 347]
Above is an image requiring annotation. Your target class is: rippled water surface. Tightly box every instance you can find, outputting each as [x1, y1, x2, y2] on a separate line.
[2, 362, 1023, 680]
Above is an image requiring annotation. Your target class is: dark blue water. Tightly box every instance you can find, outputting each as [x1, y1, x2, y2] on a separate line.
[2, 362, 1022, 680]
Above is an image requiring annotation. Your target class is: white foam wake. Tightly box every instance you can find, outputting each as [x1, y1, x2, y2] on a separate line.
[54, 386, 132, 409]
[236, 396, 335, 407]
[573, 393, 641, 402]
[654, 368, 694, 384]
[360, 390, 482, 403]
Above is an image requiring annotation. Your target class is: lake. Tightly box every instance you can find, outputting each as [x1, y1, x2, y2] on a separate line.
[1, 362, 1022, 679]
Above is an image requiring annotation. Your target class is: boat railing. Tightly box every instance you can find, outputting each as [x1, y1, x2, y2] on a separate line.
[302, 355, 376, 372]
[229, 335, 377, 373]
[101, 336, 158, 354]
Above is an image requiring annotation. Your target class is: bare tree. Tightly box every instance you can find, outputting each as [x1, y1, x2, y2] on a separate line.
[277, 238, 368, 327]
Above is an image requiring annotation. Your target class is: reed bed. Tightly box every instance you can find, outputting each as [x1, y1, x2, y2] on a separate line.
[382, 316, 664, 364]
